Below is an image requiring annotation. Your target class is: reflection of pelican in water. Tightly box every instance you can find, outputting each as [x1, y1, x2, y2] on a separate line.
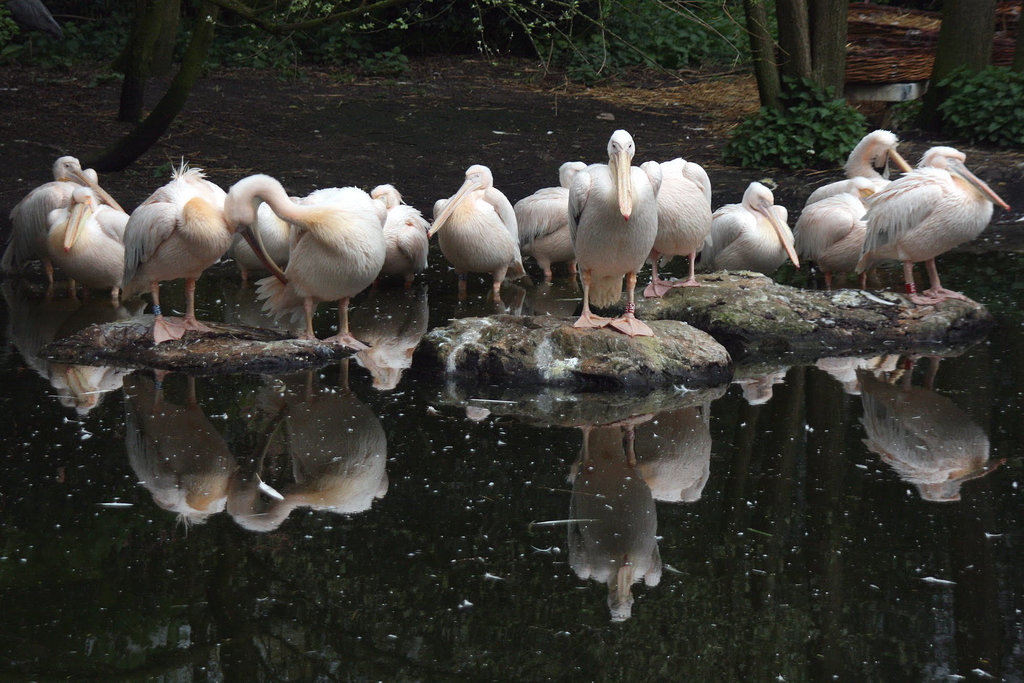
[814, 354, 899, 395]
[3, 281, 138, 414]
[350, 287, 429, 391]
[124, 374, 237, 524]
[733, 365, 790, 405]
[634, 404, 712, 503]
[228, 365, 388, 532]
[568, 418, 661, 622]
[858, 357, 1002, 502]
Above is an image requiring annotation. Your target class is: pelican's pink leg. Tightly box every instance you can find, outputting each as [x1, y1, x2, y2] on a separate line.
[574, 269, 611, 329]
[181, 278, 213, 334]
[670, 252, 701, 288]
[300, 297, 318, 340]
[491, 265, 508, 297]
[151, 281, 185, 343]
[568, 260, 578, 276]
[323, 297, 370, 350]
[457, 273, 468, 301]
[610, 271, 654, 337]
[921, 258, 969, 303]
[643, 250, 673, 298]
[824, 271, 834, 291]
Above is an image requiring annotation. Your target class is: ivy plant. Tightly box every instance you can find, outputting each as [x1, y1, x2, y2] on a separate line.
[937, 66, 1024, 148]
[723, 77, 868, 170]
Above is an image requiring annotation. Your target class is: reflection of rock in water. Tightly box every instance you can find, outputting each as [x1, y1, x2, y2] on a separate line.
[228, 369, 388, 532]
[4, 281, 137, 414]
[858, 360, 1000, 502]
[634, 404, 712, 503]
[569, 423, 661, 622]
[124, 374, 236, 524]
[351, 287, 428, 391]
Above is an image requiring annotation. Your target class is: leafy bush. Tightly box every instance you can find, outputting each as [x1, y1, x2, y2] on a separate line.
[722, 77, 868, 169]
[937, 66, 1024, 148]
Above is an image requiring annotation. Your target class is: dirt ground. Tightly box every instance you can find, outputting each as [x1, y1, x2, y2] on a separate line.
[1, 56, 1021, 246]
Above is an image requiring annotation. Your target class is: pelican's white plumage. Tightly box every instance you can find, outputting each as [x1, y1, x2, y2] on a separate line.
[569, 129, 660, 336]
[805, 129, 912, 205]
[5, 156, 123, 284]
[224, 174, 387, 348]
[122, 163, 230, 343]
[700, 182, 798, 274]
[370, 184, 429, 287]
[228, 202, 291, 284]
[639, 157, 712, 296]
[794, 176, 874, 289]
[514, 160, 586, 280]
[46, 186, 129, 302]
[855, 146, 1009, 304]
[430, 164, 525, 297]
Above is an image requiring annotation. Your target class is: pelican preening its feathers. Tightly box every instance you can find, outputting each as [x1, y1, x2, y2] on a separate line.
[805, 129, 913, 206]
[700, 182, 799, 275]
[514, 160, 586, 281]
[370, 183, 430, 288]
[856, 146, 1010, 305]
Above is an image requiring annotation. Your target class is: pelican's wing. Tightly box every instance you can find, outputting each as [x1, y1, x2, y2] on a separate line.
[4, 182, 73, 271]
[862, 168, 950, 256]
[567, 169, 594, 244]
[484, 187, 519, 245]
[675, 159, 712, 204]
[641, 161, 663, 198]
[389, 206, 429, 270]
[514, 187, 568, 246]
[700, 204, 746, 269]
[122, 201, 178, 286]
[96, 207, 130, 243]
[794, 194, 864, 260]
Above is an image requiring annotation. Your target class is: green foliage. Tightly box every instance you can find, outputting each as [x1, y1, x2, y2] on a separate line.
[0, 7, 18, 47]
[0, 10, 130, 67]
[545, 0, 746, 84]
[722, 77, 868, 170]
[937, 66, 1024, 148]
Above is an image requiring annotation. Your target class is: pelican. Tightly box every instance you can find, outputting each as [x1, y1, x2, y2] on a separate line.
[224, 174, 386, 349]
[699, 182, 799, 275]
[794, 177, 875, 289]
[4, 156, 123, 284]
[122, 162, 233, 343]
[855, 146, 1010, 305]
[569, 129, 660, 336]
[370, 183, 429, 287]
[45, 186, 129, 302]
[227, 202, 291, 284]
[858, 357, 1003, 502]
[805, 129, 913, 205]
[639, 157, 712, 296]
[429, 164, 526, 298]
[514, 160, 586, 281]
[350, 287, 429, 391]
[634, 404, 712, 502]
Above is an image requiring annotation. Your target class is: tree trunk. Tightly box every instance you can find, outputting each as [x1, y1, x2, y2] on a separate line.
[918, 0, 997, 130]
[1013, 7, 1024, 72]
[776, 0, 812, 83]
[86, 2, 219, 172]
[744, 0, 781, 110]
[809, 0, 848, 95]
[115, 0, 181, 123]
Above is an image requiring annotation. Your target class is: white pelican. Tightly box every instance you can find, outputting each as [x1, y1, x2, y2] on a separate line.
[634, 404, 712, 502]
[794, 176, 875, 289]
[700, 182, 799, 275]
[350, 287, 429, 391]
[639, 157, 712, 296]
[569, 421, 662, 622]
[45, 186, 129, 303]
[569, 129, 660, 336]
[224, 174, 386, 349]
[122, 163, 232, 343]
[370, 183, 429, 287]
[514, 160, 586, 281]
[805, 129, 913, 205]
[4, 156, 123, 284]
[858, 357, 1003, 502]
[429, 164, 526, 298]
[855, 146, 1010, 305]
[227, 201, 291, 284]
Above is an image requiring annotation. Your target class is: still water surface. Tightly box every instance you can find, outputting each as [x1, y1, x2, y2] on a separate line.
[1, 250, 1022, 680]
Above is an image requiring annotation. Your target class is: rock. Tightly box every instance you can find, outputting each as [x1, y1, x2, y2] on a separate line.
[45, 317, 355, 375]
[415, 314, 732, 390]
[637, 272, 995, 362]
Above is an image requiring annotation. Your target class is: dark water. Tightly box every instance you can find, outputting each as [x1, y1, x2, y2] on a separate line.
[1, 247, 1022, 681]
